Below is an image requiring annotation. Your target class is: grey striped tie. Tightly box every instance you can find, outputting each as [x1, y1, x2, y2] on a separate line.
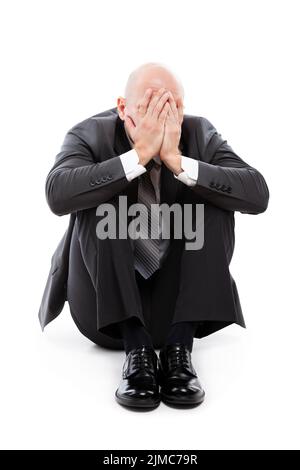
[134, 160, 161, 279]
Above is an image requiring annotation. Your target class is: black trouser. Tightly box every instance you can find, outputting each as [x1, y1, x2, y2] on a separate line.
[67, 190, 245, 351]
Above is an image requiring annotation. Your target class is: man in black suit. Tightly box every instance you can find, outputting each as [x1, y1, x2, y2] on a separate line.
[39, 62, 269, 409]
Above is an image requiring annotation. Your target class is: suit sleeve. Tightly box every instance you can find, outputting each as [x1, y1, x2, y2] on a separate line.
[190, 117, 270, 214]
[46, 119, 131, 216]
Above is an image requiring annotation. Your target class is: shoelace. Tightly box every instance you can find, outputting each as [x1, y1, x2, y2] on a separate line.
[167, 347, 190, 371]
[131, 348, 155, 372]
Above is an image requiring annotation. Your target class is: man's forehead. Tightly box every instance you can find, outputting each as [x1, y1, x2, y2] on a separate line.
[137, 86, 181, 100]
[147, 86, 179, 94]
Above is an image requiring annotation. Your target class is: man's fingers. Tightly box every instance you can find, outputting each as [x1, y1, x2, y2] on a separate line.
[158, 101, 170, 123]
[166, 92, 179, 122]
[153, 91, 172, 119]
[147, 87, 169, 116]
[177, 96, 184, 124]
[137, 88, 153, 116]
[124, 115, 135, 135]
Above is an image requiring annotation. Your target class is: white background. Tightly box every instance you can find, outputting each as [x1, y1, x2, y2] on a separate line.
[0, 0, 299, 450]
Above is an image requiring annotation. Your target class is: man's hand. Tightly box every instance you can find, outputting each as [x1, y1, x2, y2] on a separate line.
[159, 92, 184, 175]
[124, 87, 170, 166]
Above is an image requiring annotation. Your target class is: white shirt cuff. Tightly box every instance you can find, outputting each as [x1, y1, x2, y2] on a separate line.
[119, 148, 146, 181]
[174, 156, 198, 186]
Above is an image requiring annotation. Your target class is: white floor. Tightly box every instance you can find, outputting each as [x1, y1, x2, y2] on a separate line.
[1, 293, 299, 450]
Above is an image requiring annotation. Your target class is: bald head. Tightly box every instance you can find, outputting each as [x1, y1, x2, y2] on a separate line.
[124, 62, 184, 107]
[117, 62, 185, 130]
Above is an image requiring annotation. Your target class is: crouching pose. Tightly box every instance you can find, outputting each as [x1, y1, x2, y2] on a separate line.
[39, 62, 269, 409]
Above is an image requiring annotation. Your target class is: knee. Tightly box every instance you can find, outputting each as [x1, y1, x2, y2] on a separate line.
[204, 201, 233, 219]
[183, 201, 235, 263]
[203, 202, 235, 233]
[204, 203, 235, 263]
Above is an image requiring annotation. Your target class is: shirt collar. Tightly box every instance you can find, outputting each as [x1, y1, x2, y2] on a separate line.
[123, 121, 162, 166]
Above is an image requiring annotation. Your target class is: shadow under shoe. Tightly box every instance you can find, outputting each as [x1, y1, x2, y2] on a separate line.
[115, 345, 161, 409]
[158, 343, 205, 406]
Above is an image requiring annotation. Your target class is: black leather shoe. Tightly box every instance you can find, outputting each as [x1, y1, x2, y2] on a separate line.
[115, 345, 161, 409]
[158, 343, 205, 406]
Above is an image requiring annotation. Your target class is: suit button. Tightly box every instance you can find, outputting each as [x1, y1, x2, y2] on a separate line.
[216, 183, 222, 190]
[209, 181, 215, 188]
[107, 175, 113, 180]
[95, 179, 101, 185]
[227, 186, 232, 193]
[221, 185, 227, 191]
[90, 180, 96, 186]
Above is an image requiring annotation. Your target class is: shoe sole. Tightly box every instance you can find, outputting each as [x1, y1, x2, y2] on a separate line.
[161, 392, 205, 407]
[115, 391, 161, 409]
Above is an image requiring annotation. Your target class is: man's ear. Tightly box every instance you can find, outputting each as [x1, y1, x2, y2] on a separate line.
[117, 96, 126, 119]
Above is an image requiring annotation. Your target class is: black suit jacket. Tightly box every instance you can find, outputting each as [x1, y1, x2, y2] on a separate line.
[38, 106, 269, 330]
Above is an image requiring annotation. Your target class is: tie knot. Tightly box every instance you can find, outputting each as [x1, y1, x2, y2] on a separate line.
[145, 159, 160, 172]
